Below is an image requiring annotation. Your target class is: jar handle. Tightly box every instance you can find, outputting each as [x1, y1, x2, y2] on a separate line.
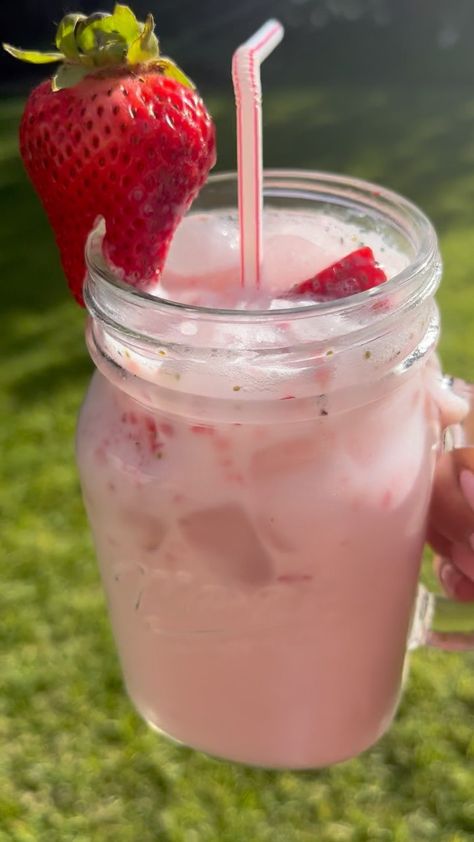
[409, 376, 474, 652]
[410, 585, 474, 651]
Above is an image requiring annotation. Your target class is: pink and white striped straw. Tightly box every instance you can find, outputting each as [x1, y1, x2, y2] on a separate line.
[232, 19, 284, 288]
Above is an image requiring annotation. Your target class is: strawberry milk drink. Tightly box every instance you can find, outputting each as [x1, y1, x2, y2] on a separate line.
[8, 9, 474, 769]
[77, 170, 473, 768]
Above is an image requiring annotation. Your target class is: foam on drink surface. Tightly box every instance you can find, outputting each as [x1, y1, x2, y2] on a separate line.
[95, 203, 424, 413]
[157, 207, 409, 310]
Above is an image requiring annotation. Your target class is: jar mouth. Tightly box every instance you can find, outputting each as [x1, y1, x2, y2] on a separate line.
[84, 169, 439, 324]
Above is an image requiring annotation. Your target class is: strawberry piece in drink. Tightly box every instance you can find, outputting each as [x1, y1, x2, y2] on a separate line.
[3, 4, 216, 304]
[284, 247, 388, 302]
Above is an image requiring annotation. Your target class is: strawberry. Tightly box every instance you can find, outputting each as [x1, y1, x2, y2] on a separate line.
[284, 247, 387, 302]
[3, 5, 216, 304]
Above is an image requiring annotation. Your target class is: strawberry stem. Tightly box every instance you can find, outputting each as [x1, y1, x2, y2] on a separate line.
[2, 3, 194, 91]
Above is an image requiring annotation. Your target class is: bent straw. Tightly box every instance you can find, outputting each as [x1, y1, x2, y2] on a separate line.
[232, 19, 284, 288]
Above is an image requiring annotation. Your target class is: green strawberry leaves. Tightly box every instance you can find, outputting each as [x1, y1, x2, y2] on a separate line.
[79, 5, 141, 50]
[75, 6, 141, 61]
[2, 3, 193, 90]
[55, 14, 85, 60]
[126, 13, 159, 64]
[157, 59, 195, 90]
[2, 44, 63, 64]
[52, 64, 90, 93]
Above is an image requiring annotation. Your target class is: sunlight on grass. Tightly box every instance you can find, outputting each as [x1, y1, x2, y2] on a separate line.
[0, 86, 473, 841]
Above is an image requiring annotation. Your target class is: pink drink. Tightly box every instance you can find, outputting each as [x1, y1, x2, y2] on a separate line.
[77, 172, 448, 768]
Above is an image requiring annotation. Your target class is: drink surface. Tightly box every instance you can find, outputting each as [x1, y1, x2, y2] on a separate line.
[155, 206, 409, 309]
[77, 203, 457, 768]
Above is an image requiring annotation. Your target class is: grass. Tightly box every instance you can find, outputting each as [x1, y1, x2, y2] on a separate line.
[1, 84, 474, 841]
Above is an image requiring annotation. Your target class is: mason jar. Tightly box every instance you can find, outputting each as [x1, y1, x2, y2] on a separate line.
[76, 171, 474, 769]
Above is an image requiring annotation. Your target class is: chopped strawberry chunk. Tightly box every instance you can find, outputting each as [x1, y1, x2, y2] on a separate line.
[284, 247, 388, 302]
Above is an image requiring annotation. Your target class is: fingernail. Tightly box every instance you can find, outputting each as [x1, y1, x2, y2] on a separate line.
[452, 542, 474, 578]
[460, 470, 474, 549]
[460, 469, 474, 512]
[439, 560, 465, 597]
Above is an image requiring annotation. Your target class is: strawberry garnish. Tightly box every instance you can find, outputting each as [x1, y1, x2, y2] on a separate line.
[284, 247, 387, 302]
[3, 5, 216, 304]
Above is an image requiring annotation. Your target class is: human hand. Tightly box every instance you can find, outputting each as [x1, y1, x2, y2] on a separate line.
[428, 377, 474, 601]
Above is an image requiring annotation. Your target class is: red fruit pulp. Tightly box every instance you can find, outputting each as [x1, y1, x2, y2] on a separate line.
[286, 247, 388, 301]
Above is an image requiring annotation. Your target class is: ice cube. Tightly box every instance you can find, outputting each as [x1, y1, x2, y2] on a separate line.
[115, 509, 166, 556]
[179, 505, 273, 586]
[252, 435, 320, 481]
[261, 233, 338, 296]
[162, 213, 240, 296]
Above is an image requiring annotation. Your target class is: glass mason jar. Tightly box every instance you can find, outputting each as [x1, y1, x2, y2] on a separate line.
[77, 171, 474, 770]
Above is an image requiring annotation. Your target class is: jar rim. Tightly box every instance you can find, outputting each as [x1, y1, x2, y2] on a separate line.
[84, 168, 439, 325]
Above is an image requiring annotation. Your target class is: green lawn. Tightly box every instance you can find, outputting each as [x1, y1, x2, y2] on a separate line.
[1, 86, 474, 841]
